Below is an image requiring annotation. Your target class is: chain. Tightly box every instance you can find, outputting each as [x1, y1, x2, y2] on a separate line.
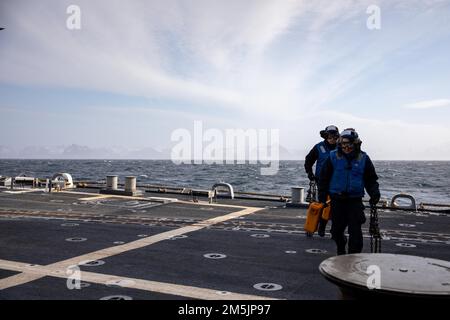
[306, 181, 317, 203]
[369, 204, 382, 253]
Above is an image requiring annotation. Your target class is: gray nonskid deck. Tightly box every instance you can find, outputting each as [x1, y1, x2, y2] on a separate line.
[0, 188, 449, 300]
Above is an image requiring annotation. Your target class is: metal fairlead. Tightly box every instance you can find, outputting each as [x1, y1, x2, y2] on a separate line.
[369, 204, 382, 253]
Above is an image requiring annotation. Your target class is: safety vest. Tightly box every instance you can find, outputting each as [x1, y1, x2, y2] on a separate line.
[315, 141, 333, 178]
[329, 150, 367, 198]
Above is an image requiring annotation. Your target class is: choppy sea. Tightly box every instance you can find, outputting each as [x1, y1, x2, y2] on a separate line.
[1, 160, 449, 204]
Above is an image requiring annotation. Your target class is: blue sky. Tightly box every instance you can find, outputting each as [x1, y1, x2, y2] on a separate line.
[1, 0, 450, 159]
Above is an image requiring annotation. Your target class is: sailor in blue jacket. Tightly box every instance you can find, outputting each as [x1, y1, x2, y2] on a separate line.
[318, 129, 380, 255]
[304, 125, 339, 236]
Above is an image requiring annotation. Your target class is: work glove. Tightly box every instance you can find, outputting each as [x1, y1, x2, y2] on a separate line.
[369, 195, 380, 206]
[308, 172, 316, 182]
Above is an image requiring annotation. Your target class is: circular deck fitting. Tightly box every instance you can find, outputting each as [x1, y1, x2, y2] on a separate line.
[79, 260, 105, 267]
[66, 237, 87, 242]
[216, 291, 231, 296]
[100, 295, 132, 300]
[253, 283, 283, 291]
[285, 251, 297, 254]
[204, 253, 227, 259]
[396, 243, 417, 248]
[169, 235, 188, 240]
[61, 223, 79, 227]
[113, 241, 125, 245]
[251, 234, 270, 238]
[319, 253, 450, 298]
[398, 224, 416, 228]
[105, 279, 136, 288]
[306, 249, 327, 254]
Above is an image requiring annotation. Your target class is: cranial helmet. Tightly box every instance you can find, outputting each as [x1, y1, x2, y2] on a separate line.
[338, 128, 362, 148]
[320, 125, 340, 139]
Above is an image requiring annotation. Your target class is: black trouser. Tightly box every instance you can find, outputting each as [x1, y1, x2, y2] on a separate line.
[330, 197, 366, 255]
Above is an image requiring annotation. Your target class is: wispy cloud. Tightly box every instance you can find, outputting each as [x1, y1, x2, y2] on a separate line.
[403, 99, 450, 109]
[1, 1, 450, 158]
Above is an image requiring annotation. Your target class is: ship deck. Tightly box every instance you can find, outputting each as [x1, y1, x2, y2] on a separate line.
[0, 187, 449, 300]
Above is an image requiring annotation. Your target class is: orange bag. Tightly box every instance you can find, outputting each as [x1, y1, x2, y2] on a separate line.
[304, 202, 324, 233]
[321, 197, 332, 221]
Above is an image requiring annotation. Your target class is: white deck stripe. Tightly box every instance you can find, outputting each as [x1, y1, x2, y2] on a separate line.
[0, 206, 265, 299]
[0, 259, 275, 300]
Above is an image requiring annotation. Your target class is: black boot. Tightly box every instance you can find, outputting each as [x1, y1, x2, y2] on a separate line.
[318, 218, 327, 237]
[334, 235, 347, 256]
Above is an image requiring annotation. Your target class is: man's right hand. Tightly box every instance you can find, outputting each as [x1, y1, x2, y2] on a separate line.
[308, 172, 316, 181]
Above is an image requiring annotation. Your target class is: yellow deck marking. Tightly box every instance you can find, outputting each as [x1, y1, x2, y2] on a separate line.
[78, 194, 118, 201]
[0, 259, 276, 300]
[0, 206, 265, 299]
[0, 272, 43, 290]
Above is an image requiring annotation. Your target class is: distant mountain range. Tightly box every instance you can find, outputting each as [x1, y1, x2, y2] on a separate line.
[0, 144, 306, 160]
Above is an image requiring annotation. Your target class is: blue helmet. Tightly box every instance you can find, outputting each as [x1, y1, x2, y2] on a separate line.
[338, 128, 362, 148]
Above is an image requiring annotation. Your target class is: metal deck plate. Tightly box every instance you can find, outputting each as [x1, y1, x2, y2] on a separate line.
[319, 253, 450, 297]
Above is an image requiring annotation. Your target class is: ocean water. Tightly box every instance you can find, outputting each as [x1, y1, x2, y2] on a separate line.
[0, 160, 449, 204]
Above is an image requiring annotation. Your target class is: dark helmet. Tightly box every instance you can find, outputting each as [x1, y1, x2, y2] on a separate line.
[320, 125, 339, 139]
[338, 128, 362, 150]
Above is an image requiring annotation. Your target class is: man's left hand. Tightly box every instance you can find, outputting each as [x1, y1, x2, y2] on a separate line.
[369, 195, 380, 206]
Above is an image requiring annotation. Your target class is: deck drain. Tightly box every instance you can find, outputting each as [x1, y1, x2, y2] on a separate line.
[66, 237, 87, 242]
[61, 223, 79, 227]
[253, 283, 282, 291]
[50, 200, 64, 203]
[100, 295, 132, 300]
[285, 251, 297, 254]
[80, 282, 91, 288]
[204, 253, 227, 259]
[169, 235, 188, 240]
[398, 224, 416, 228]
[216, 291, 231, 296]
[105, 279, 136, 288]
[395, 243, 417, 248]
[251, 234, 270, 238]
[79, 260, 105, 267]
[306, 249, 327, 254]
[137, 234, 148, 237]
[113, 241, 125, 245]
